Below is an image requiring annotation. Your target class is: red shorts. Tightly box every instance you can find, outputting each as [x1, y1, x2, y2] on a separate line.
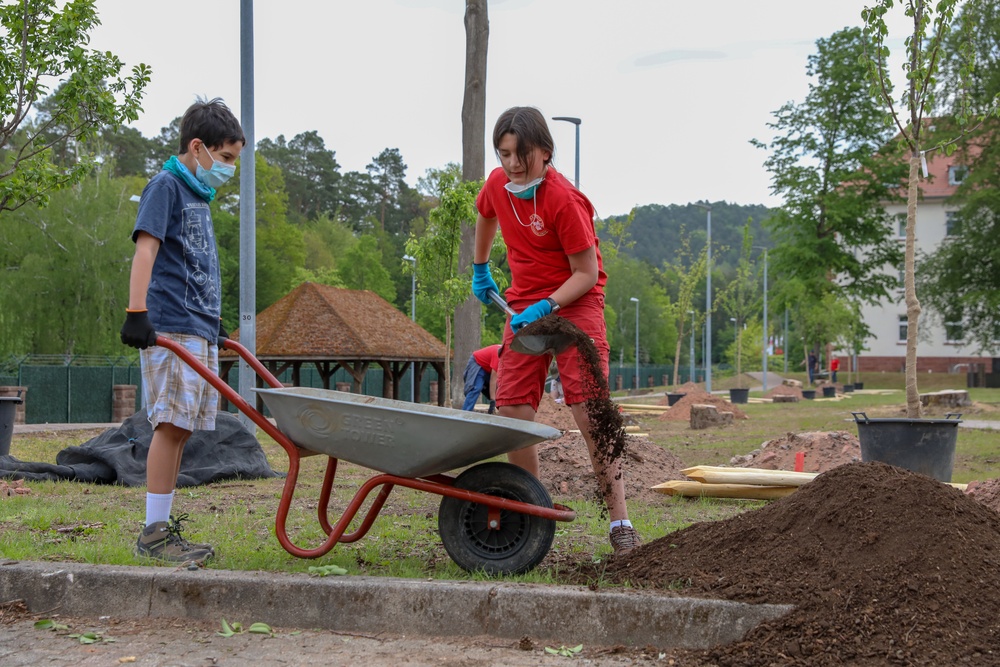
[495, 293, 609, 411]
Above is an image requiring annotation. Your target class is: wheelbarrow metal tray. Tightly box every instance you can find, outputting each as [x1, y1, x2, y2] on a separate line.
[255, 386, 561, 478]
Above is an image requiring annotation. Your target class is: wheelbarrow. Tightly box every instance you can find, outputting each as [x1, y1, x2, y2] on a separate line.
[154, 335, 575, 575]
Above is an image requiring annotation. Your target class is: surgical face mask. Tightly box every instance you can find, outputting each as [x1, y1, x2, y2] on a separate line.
[504, 176, 544, 200]
[196, 144, 237, 188]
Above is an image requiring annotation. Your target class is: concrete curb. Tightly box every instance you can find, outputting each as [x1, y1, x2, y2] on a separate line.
[0, 561, 791, 649]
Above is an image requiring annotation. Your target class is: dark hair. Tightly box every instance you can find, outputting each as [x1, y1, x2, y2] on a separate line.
[492, 107, 554, 172]
[178, 98, 246, 154]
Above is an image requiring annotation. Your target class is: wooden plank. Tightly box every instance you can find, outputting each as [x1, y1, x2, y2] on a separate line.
[652, 480, 797, 500]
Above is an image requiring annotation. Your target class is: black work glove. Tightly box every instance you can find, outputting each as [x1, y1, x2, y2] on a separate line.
[217, 319, 229, 350]
[121, 310, 157, 349]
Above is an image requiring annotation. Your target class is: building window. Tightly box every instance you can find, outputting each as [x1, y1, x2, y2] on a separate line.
[948, 165, 968, 186]
[898, 315, 908, 342]
[945, 309, 963, 344]
[895, 213, 907, 238]
[945, 211, 961, 236]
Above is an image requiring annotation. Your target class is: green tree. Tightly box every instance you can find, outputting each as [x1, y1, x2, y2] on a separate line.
[0, 0, 150, 213]
[660, 226, 707, 385]
[717, 224, 760, 387]
[751, 27, 904, 313]
[339, 234, 396, 302]
[257, 131, 341, 223]
[919, 1, 1000, 353]
[861, 0, 989, 417]
[404, 178, 486, 401]
[0, 167, 143, 355]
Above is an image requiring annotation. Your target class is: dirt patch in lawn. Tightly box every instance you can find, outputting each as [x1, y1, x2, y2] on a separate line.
[730, 430, 862, 473]
[571, 461, 1000, 666]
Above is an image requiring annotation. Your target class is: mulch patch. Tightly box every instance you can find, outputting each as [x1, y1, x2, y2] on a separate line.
[565, 461, 1000, 666]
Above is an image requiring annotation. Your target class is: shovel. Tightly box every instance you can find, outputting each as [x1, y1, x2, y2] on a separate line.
[486, 290, 575, 356]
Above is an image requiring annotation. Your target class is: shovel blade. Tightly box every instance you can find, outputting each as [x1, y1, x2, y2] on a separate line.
[511, 333, 575, 356]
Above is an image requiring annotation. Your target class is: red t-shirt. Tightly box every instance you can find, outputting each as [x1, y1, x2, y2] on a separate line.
[472, 344, 501, 372]
[831, 358, 840, 371]
[475, 166, 606, 302]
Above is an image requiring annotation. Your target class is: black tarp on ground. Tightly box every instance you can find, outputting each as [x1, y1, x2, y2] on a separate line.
[0, 411, 281, 486]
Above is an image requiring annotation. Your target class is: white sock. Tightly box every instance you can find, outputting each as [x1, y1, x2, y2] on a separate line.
[145, 491, 174, 527]
[609, 519, 633, 533]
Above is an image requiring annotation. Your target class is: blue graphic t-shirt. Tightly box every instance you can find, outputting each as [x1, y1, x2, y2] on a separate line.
[132, 170, 222, 342]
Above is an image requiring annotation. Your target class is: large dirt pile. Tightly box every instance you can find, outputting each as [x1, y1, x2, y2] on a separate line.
[533, 394, 687, 503]
[730, 431, 861, 473]
[593, 461, 1000, 666]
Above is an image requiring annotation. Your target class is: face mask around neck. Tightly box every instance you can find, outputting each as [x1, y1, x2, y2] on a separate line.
[504, 176, 544, 200]
[196, 144, 237, 188]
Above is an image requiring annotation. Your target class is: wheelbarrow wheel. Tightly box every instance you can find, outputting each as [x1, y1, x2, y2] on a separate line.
[438, 462, 556, 576]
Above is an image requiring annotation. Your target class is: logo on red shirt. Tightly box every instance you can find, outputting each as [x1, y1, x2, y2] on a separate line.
[528, 213, 548, 236]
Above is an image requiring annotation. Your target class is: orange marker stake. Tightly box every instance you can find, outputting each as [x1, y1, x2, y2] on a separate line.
[795, 451, 805, 472]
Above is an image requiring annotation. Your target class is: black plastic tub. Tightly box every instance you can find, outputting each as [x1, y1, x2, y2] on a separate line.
[666, 392, 687, 407]
[853, 412, 961, 483]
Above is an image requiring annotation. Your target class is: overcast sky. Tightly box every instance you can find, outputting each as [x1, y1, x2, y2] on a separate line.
[89, 0, 910, 217]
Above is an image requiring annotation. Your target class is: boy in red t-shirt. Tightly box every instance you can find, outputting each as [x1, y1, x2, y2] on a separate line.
[462, 344, 501, 413]
[471, 106, 639, 557]
[831, 357, 840, 384]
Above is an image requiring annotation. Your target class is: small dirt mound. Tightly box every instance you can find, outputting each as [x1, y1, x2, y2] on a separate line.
[657, 390, 748, 422]
[731, 431, 861, 473]
[764, 384, 803, 399]
[597, 461, 1000, 666]
[965, 477, 1000, 514]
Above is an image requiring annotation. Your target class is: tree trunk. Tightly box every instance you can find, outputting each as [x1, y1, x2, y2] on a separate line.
[453, 0, 489, 407]
[672, 323, 684, 386]
[444, 314, 453, 405]
[736, 327, 743, 388]
[904, 153, 922, 418]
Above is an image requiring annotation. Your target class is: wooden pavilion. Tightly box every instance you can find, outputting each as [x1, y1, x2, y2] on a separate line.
[221, 282, 449, 408]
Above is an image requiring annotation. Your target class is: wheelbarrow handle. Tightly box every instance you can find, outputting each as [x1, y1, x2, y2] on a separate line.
[486, 289, 517, 317]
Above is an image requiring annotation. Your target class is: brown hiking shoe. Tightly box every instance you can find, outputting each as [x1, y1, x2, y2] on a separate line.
[610, 525, 641, 557]
[136, 521, 213, 564]
[168, 513, 215, 555]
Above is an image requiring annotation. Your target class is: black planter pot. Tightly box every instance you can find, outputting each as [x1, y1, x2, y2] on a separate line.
[854, 382, 864, 390]
[852, 412, 962, 482]
[729, 387, 750, 404]
[667, 392, 687, 407]
[822, 386, 837, 398]
[842, 384, 855, 393]
[802, 389, 816, 400]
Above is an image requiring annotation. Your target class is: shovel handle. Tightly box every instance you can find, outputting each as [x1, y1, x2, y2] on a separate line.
[486, 289, 517, 317]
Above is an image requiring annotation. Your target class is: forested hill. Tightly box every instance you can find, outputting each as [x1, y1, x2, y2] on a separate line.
[601, 201, 776, 269]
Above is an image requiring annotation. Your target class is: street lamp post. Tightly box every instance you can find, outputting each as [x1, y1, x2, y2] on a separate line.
[630, 297, 639, 389]
[694, 203, 712, 392]
[753, 246, 768, 392]
[551, 116, 581, 189]
[403, 255, 416, 401]
[688, 310, 695, 384]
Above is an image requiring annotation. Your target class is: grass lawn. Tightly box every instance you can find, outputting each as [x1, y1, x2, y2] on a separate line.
[2, 373, 997, 583]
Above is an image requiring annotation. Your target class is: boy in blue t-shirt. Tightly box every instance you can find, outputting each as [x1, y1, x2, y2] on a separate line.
[120, 98, 245, 565]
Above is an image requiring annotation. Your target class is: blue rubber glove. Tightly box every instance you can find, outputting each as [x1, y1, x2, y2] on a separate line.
[472, 262, 500, 304]
[510, 299, 552, 333]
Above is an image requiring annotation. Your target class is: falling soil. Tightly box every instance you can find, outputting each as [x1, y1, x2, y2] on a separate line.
[516, 314, 628, 472]
[570, 461, 1000, 666]
[730, 431, 862, 473]
[534, 394, 688, 503]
